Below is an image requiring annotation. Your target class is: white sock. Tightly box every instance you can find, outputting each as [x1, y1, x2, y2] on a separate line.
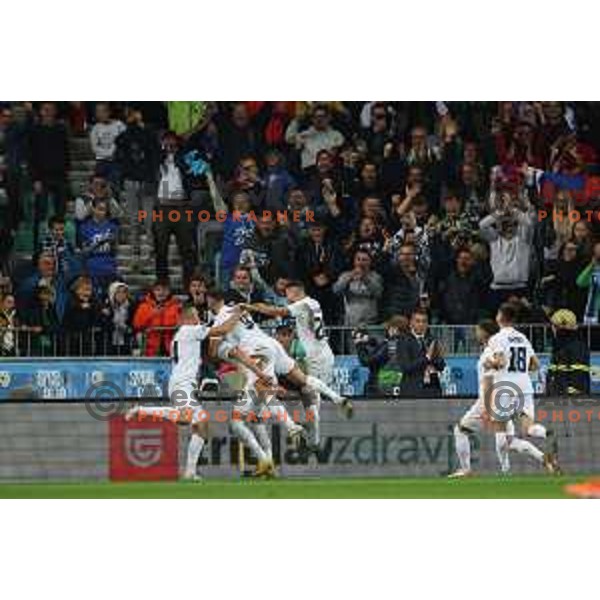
[305, 375, 342, 405]
[252, 423, 273, 460]
[300, 388, 321, 447]
[509, 437, 544, 463]
[308, 398, 320, 447]
[495, 433, 511, 473]
[230, 421, 267, 461]
[454, 425, 471, 471]
[527, 423, 546, 439]
[185, 433, 205, 476]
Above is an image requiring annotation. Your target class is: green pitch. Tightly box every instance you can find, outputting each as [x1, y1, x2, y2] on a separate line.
[0, 475, 588, 498]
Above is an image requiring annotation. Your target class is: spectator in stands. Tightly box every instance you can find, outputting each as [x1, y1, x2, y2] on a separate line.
[227, 266, 265, 305]
[383, 243, 421, 319]
[264, 149, 296, 211]
[186, 272, 209, 319]
[396, 309, 445, 397]
[225, 156, 265, 208]
[435, 190, 478, 251]
[220, 190, 255, 287]
[361, 103, 396, 166]
[436, 248, 485, 325]
[17, 252, 68, 322]
[479, 194, 535, 307]
[216, 103, 259, 179]
[154, 131, 197, 283]
[293, 221, 345, 286]
[18, 281, 61, 357]
[0, 292, 17, 356]
[89, 102, 125, 186]
[240, 213, 290, 285]
[572, 220, 594, 261]
[29, 102, 70, 250]
[39, 215, 79, 283]
[353, 216, 387, 274]
[333, 249, 383, 334]
[305, 150, 341, 206]
[115, 105, 159, 257]
[132, 279, 181, 357]
[542, 241, 588, 319]
[99, 281, 134, 356]
[577, 241, 600, 325]
[285, 104, 345, 171]
[74, 175, 123, 222]
[284, 187, 314, 249]
[0, 105, 28, 237]
[77, 197, 119, 294]
[63, 275, 101, 356]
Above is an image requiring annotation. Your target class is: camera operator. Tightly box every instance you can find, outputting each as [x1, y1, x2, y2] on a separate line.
[354, 316, 409, 395]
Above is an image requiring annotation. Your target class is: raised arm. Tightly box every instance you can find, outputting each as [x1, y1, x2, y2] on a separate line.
[207, 307, 242, 337]
[244, 302, 290, 319]
[206, 169, 228, 213]
[479, 213, 500, 243]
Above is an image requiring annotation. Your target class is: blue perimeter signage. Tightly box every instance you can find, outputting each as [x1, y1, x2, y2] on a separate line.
[1, 355, 600, 400]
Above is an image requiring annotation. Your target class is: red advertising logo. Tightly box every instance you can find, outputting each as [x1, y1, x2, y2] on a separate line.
[109, 417, 179, 481]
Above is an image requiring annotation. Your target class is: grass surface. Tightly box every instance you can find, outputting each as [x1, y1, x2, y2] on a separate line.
[0, 475, 588, 499]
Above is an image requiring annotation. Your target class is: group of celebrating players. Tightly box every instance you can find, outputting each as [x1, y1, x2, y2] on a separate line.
[127, 283, 561, 481]
[126, 280, 352, 480]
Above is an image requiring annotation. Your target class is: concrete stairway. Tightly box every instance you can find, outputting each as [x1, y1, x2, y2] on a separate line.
[11, 131, 188, 295]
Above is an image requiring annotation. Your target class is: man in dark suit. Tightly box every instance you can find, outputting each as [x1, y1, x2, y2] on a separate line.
[396, 310, 446, 397]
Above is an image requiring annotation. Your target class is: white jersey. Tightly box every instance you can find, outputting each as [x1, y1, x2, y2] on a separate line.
[287, 296, 331, 357]
[169, 324, 209, 387]
[213, 303, 296, 383]
[487, 326, 535, 395]
[477, 343, 495, 397]
[213, 304, 272, 354]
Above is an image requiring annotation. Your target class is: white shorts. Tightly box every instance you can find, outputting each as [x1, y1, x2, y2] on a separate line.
[520, 393, 535, 421]
[305, 347, 335, 384]
[269, 338, 296, 376]
[167, 380, 205, 423]
[241, 337, 295, 389]
[459, 398, 516, 435]
[459, 399, 485, 432]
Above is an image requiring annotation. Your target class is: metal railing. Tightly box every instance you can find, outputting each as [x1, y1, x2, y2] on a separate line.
[1, 323, 598, 359]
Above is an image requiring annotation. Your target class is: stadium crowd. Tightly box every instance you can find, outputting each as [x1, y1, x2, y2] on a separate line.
[2, 101, 600, 360]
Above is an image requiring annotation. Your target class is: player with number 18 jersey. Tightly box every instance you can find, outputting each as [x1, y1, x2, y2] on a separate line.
[487, 325, 536, 417]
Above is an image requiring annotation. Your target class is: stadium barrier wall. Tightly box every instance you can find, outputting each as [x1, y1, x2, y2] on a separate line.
[0, 400, 598, 481]
[3, 354, 600, 400]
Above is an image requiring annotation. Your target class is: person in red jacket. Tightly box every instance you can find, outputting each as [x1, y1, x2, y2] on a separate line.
[132, 280, 181, 356]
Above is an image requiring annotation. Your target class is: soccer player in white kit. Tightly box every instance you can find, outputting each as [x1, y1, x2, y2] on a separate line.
[126, 305, 273, 480]
[450, 316, 557, 477]
[486, 302, 560, 473]
[451, 320, 513, 476]
[207, 287, 347, 462]
[246, 281, 353, 449]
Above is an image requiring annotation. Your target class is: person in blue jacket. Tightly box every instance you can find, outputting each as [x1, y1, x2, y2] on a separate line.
[77, 197, 119, 296]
